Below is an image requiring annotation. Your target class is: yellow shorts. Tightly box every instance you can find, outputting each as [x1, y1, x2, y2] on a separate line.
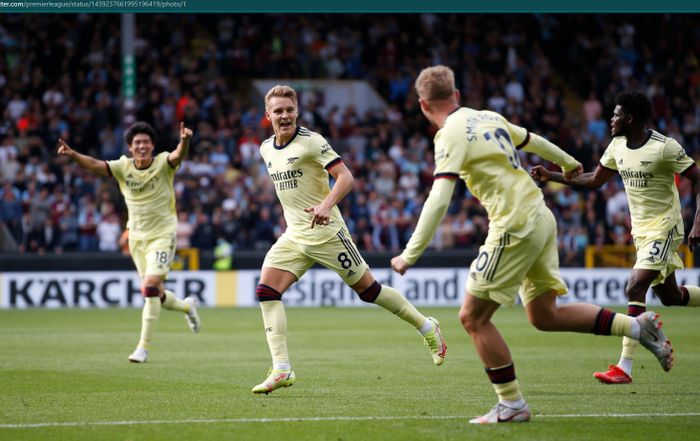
[633, 225, 684, 286]
[129, 232, 177, 278]
[467, 207, 567, 306]
[263, 228, 370, 286]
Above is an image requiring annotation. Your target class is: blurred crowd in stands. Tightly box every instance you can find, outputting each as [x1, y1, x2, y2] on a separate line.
[1, 14, 699, 267]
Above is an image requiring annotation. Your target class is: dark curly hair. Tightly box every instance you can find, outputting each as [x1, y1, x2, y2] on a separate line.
[125, 121, 157, 146]
[615, 90, 652, 124]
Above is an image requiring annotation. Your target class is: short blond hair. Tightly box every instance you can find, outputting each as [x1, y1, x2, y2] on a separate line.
[265, 85, 298, 109]
[415, 65, 456, 101]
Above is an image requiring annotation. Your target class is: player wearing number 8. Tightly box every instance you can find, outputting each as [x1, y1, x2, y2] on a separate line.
[57, 121, 201, 364]
[391, 66, 674, 423]
[251, 85, 447, 395]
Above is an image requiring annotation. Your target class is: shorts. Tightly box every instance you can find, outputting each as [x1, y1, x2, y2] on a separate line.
[633, 224, 684, 287]
[466, 206, 567, 306]
[129, 232, 177, 278]
[262, 228, 370, 286]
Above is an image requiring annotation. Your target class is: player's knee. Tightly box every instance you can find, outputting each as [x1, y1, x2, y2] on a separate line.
[658, 293, 681, 306]
[625, 276, 650, 302]
[142, 286, 160, 298]
[528, 312, 554, 332]
[458, 306, 481, 334]
[256, 284, 282, 302]
[357, 281, 381, 303]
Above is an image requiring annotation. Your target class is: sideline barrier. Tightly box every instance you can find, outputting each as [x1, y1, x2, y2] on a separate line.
[3, 268, 700, 309]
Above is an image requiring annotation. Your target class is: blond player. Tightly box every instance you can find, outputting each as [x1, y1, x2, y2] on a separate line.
[57, 122, 200, 363]
[532, 90, 700, 384]
[251, 85, 446, 394]
[391, 66, 673, 424]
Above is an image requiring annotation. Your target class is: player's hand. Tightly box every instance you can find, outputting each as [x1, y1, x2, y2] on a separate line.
[530, 165, 551, 182]
[391, 255, 410, 275]
[689, 225, 700, 248]
[304, 205, 331, 229]
[564, 163, 583, 180]
[180, 122, 193, 142]
[56, 138, 74, 157]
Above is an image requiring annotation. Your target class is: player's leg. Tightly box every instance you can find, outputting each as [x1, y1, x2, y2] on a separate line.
[152, 234, 201, 332]
[594, 229, 682, 382]
[462, 226, 538, 423]
[461, 293, 530, 424]
[349, 270, 447, 366]
[654, 270, 700, 307]
[317, 228, 446, 365]
[128, 238, 157, 363]
[252, 237, 310, 394]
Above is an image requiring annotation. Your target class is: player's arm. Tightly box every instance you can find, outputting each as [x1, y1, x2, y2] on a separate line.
[56, 138, 110, 176]
[531, 163, 615, 189]
[681, 164, 700, 247]
[304, 160, 353, 229]
[506, 121, 581, 177]
[167, 122, 193, 168]
[391, 177, 456, 275]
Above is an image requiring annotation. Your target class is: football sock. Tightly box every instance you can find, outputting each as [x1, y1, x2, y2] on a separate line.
[681, 285, 700, 306]
[485, 363, 523, 404]
[162, 290, 188, 312]
[260, 300, 290, 367]
[138, 297, 161, 349]
[617, 302, 645, 375]
[418, 319, 434, 336]
[373, 284, 426, 329]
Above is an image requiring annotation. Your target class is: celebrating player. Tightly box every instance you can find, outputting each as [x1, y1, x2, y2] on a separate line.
[391, 66, 673, 423]
[532, 90, 700, 384]
[57, 121, 201, 363]
[251, 85, 446, 395]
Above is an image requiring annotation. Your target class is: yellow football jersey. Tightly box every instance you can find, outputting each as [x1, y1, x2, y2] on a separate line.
[260, 126, 345, 245]
[600, 130, 695, 236]
[106, 151, 177, 240]
[434, 108, 549, 237]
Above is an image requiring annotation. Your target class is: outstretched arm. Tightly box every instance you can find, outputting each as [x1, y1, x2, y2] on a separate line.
[304, 161, 354, 229]
[682, 166, 700, 247]
[168, 122, 193, 168]
[391, 177, 456, 275]
[56, 138, 110, 176]
[531, 164, 615, 189]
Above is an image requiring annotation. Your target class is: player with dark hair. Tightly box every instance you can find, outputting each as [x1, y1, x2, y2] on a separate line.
[251, 85, 446, 395]
[392, 67, 673, 423]
[57, 121, 201, 363]
[532, 90, 700, 384]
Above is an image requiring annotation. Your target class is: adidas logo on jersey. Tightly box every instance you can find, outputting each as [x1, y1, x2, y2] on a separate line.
[267, 161, 272, 168]
[347, 269, 356, 278]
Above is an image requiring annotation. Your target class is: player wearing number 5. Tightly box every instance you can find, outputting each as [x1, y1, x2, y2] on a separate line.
[251, 85, 446, 395]
[57, 121, 201, 363]
[391, 66, 674, 423]
[532, 90, 700, 385]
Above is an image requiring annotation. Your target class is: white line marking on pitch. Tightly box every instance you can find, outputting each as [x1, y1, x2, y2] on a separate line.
[2, 413, 699, 429]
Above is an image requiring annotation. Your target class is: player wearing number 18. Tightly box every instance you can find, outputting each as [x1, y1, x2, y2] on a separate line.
[57, 121, 201, 364]
[390, 66, 674, 424]
[250, 85, 447, 395]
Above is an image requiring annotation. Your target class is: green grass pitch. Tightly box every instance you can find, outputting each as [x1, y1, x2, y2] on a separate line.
[1, 305, 699, 440]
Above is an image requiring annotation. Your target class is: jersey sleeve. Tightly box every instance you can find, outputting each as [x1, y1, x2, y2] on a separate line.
[106, 155, 127, 182]
[433, 130, 467, 180]
[505, 121, 530, 149]
[662, 138, 695, 175]
[310, 133, 342, 171]
[157, 152, 177, 177]
[599, 142, 617, 170]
